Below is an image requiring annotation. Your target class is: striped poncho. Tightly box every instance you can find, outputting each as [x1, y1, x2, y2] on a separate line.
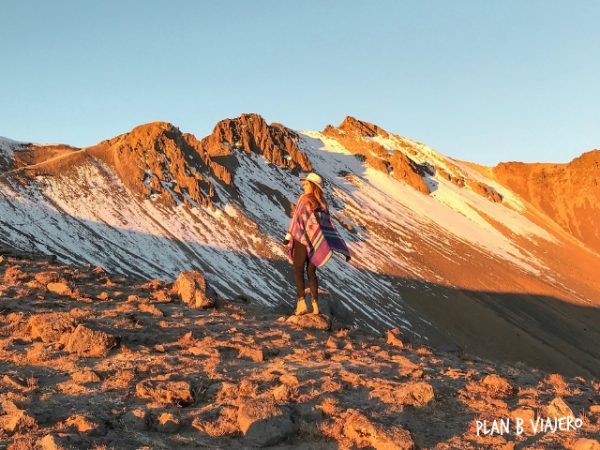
[286, 193, 351, 267]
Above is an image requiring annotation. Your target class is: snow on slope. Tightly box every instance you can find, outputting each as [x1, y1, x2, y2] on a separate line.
[300, 131, 555, 276]
[0, 124, 580, 335]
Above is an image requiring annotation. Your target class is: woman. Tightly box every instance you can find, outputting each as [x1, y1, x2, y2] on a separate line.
[283, 172, 351, 315]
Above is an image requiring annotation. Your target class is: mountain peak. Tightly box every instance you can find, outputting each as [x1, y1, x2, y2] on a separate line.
[336, 115, 390, 138]
[201, 113, 312, 172]
[87, 121, 230, 208]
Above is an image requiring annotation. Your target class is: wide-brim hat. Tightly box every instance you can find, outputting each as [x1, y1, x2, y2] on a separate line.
[299, 172, 323, 190]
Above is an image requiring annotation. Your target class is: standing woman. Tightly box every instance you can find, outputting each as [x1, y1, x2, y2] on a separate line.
[283, 172, 351, 315]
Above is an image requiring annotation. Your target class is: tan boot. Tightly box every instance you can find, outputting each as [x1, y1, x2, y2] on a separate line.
[311, 298, 320, 315]
[294, 296, 309, 315]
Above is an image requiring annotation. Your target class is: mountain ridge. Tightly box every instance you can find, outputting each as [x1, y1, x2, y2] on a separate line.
[1, 113, 599, 377]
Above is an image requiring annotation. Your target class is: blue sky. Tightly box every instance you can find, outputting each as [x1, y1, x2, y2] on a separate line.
[1, 1, 598, 165]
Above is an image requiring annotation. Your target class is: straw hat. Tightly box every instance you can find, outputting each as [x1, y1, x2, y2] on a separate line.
[299, 172, 323, 190]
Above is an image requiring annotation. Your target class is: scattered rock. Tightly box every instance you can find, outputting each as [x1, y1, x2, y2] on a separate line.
[541, 397, 574, 418]
[3, 265, 28, 284]
[36, 433, 68, 450]
[150, 411, 181, 433]
[34, 271, 60, 285]
[292, 403, 323, 423]
[396, 381, 435, 407]
[65, 324, 119, 357]
[120, 408, 148, 431]
[61, 414, 106, 436]
[326, 336, 340, 349]
[29, 312, 77, 343]
[2, 374, 31, 391]
[567, 438, 600, 450]
[0, 401, 36, 434]
[238, 346, 264, 362]
[238, 397, 297, 447]
[138, 301, 164, 317]
[481, 374, 514, 397]
[286, 314, 330, 330]
[342, 409, 415, 450]
[280, 374, 300, 386]
[135, 378, 194, 406]
[387, 327, 404, 348]
[172, 271, 214, 308]
[151, 288, 173, 303]
[47, 280, 76, 297]
[509, 407, 535, 424]
[71, 370, 101, 384]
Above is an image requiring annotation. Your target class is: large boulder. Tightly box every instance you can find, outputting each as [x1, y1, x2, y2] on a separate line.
[237, 397, 297, 447]
[171, 271, 214, 308]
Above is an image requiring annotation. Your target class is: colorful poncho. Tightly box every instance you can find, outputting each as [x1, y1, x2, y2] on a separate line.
[286, 194, 351, 267]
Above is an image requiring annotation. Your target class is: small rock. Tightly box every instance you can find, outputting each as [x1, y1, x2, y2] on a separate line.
[151, 411, 181, 433]
[286, 314, 330, 330]
[509, 407, 535, 424]
[120, 408, 148, 431]
[326, 336, 340, 349]
[65, 324, 119, 357]
[71, 370, 101, 384]
[36, 433, 67, 450]
[238, 346, 264, 362]
[481, 374, 514, 397]
[142, 278, 163, 289]
[567, 438, 600, 450]
[0, 402, 36, 434]
[96, 291, 110, 300]
[342, 409, 415, 450]
[396, 381, 435, 407]
[29, 312, 77, 343]
[151, 289, 173, 303]
[62, 414, 106, 436]
[135, 378, 194, 406]
[238, 397, 297, 447]
[2, 374, 30, 390]
[34, 271, 60, 285]
[172, 271, 214, 308]
[292, 403, 323, 423]
[541, 397, 574, 418]
[47, 280, 76, 297]
[138, 302, 164, 317]
[387, 327, 404, 348]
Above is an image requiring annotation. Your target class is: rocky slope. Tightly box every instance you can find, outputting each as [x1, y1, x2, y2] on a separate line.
[0, 251, 598, 449]
[0, 115, 599, 379]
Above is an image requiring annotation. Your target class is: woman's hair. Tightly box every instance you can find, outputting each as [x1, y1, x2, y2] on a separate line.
[305, 181, 328, 210]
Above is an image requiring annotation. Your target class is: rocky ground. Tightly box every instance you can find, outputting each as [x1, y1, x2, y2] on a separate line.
[0, 250, 598, 449]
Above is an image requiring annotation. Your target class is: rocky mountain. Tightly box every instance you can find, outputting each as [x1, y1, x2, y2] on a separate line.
[0, 250, 598, 449]
[0, 114, 599, 378]
[491, 151, 600, 254]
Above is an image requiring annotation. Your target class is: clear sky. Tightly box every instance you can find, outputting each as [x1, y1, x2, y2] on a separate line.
[1, 1, 599, 165]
